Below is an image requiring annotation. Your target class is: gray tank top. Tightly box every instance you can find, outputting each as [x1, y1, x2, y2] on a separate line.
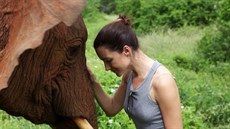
[123, 61, 165, 129]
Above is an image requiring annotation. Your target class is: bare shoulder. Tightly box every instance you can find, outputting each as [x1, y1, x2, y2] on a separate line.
[152, 65, 178, 99]
[152, 65, 182, 128]
[154, 65, 176, 85]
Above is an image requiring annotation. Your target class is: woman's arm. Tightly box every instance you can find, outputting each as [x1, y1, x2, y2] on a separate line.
[88, 68, 128, 116]
[154, 74, 183, 129]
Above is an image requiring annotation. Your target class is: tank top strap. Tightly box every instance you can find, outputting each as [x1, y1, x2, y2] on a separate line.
[128, 60, 162, 91]
[125, 71, 133, 94]
[145, 61, 162, 84]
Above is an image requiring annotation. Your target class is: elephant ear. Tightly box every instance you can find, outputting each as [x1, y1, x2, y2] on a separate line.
[39, 0, 86, 26]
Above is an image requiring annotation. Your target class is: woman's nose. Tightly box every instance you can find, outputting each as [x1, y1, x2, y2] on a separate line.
[104, 63, 111, 71]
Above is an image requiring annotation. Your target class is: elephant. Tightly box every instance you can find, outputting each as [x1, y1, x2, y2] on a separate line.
[0, 0, 98, 129]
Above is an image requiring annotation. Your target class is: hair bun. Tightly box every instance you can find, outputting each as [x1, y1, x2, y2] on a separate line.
[118, 15, 131, 26]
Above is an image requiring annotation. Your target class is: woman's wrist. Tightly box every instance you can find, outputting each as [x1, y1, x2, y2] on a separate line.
[90, 79, 100, 91]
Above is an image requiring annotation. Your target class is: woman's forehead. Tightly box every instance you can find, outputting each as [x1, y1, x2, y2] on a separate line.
[96, 46, 112, 53]
[96, 46, 119, 58]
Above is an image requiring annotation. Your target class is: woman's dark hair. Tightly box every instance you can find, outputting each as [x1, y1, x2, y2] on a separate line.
[94, 15, 139, 53]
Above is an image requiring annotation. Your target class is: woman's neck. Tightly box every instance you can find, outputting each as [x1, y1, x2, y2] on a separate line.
[130, 50, 154, 78]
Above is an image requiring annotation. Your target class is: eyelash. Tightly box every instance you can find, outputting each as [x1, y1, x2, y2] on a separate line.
[105, 59, 112, 63]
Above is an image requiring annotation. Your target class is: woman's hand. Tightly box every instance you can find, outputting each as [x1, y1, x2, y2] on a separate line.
[86, 65, 97, 83]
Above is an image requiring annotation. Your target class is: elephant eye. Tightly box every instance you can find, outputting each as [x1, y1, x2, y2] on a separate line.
[68, 46, 75, 54]
[67, 39, 81, 58]
[68, 45, 79, 57]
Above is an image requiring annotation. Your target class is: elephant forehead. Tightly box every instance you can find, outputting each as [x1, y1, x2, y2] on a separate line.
[39, 0, 86, 26]
[16, 22, 86, 85]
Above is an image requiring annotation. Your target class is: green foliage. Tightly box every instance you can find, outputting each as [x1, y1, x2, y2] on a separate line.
[172, 24, 230, 127]
[174, 22, 230, 75]
[99, 0, 116, 14]
[205, 103, 230, 126]
[182, 106, 208, 129]
[205, 62, 230, 76]
[173, 54, 204, 72]
[112, 0, 228, 33]
[216, 0, 230, 23]
[185, 0, 218, 25]
[96, 106, 135, 129]
[0, 110, 50, 129]
[114, 0, 141, 16]
[175, 65, 230, 128]
[82, 0, 101, 20]
[195, 74, 230, 127]
[196, 22, 230, 64]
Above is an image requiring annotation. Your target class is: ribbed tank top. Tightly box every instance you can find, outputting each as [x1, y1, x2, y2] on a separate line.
[123, 61, 165, 129]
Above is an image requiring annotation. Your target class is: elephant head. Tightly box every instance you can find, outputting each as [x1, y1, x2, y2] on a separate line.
[0, 0, 98, 128]
[0, 0, 85, 90]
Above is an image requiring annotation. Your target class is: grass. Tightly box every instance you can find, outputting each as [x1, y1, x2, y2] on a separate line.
[0, 110, 50, 129]
[139, 26, 206, 59]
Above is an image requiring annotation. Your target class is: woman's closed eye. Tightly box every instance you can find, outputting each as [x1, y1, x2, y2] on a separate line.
[104, 59, 113, 63]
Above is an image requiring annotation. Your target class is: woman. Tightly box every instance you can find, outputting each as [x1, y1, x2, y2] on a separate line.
[89, 15, 183, 129]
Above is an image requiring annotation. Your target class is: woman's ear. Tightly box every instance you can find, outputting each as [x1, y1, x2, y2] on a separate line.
[123, 45, 132, 56]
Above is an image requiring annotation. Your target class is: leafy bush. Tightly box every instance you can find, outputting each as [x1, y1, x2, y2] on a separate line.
[82, 0, 101, 20]
[175, 65, 230, 128]
[112, 0, 227, 33]
[196, 22, 230, 64]
[173, 54, 205, 72]
[182, 106, 208, 129]
[174, 22, 230, 73]
[204, 103, 230, 126]
[184, 0, 218, 25]
[99, 0, 116, 14]
[194, 73, 230, 127]
[216, 0, 230, 23]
